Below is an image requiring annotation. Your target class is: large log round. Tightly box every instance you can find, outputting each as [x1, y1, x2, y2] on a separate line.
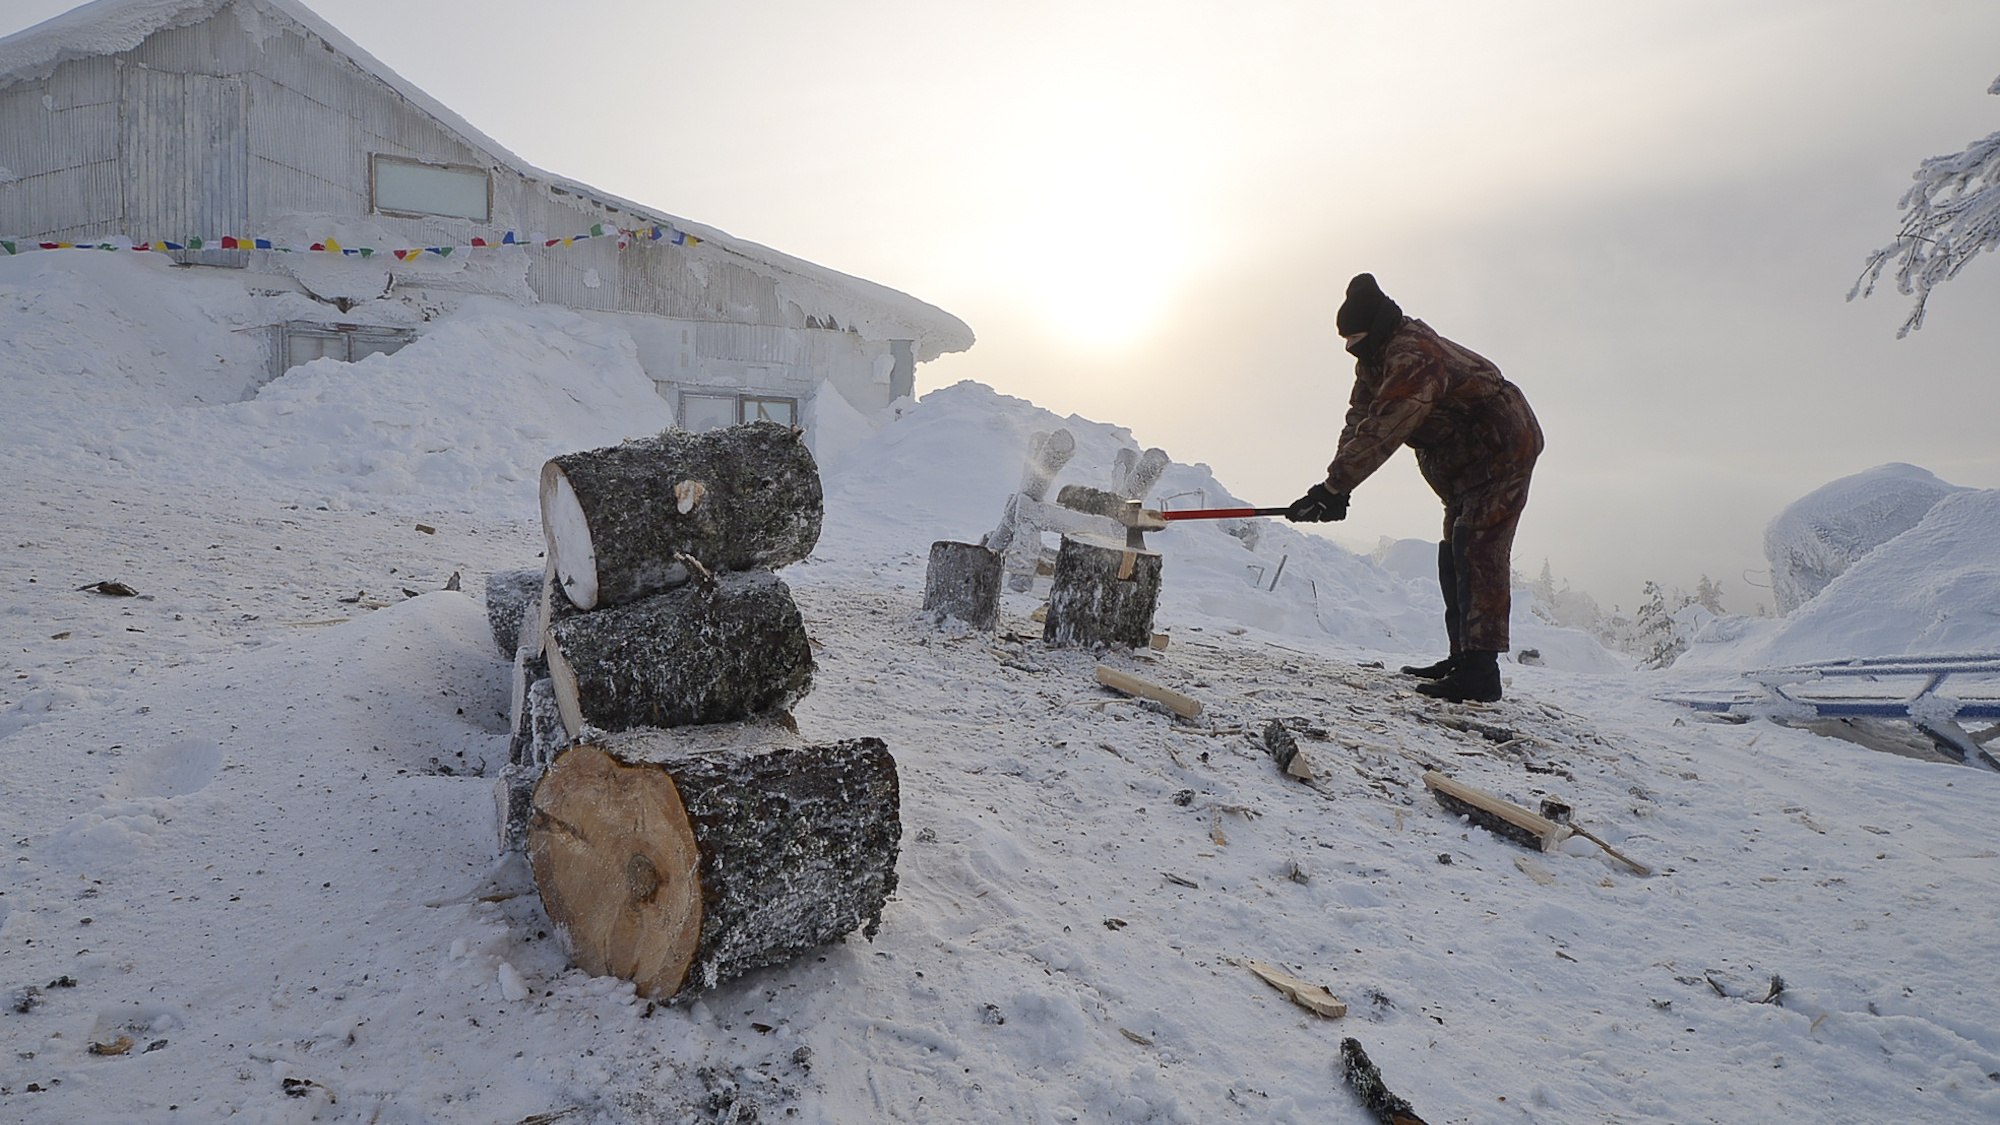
[540, 421, 822, 611]
[1044, 533, 1164, 649]
[528, 731, 901, 999]
[921, 540, 1002, 630]
[543, 569, 814, 739]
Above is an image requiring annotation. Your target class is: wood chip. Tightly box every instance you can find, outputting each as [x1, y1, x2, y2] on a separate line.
[1119, 1027, 1154, 1045]
[1245, 959, 1347, 1018]
[1095, 665, 1202, 719]
[1513, 856, 1558, 886]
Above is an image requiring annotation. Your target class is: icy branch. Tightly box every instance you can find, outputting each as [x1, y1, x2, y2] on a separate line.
[1851, 75, 2000, 336]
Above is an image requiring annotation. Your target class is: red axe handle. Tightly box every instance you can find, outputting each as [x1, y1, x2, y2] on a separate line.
[1157, 506, 1290, 521]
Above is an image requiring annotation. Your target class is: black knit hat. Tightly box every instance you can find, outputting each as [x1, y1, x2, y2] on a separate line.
[1336, 273, 1403, 360]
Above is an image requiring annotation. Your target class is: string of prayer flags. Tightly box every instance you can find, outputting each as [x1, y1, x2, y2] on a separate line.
[1, 220, 700, 258]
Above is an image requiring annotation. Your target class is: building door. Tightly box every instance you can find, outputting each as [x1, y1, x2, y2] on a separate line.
[120, 70, 247, 267]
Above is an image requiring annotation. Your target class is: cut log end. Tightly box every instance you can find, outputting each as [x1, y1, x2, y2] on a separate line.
[528, 744, 703, 998]
[541, 463, 600, 612]
[529, 731, 901, 1000]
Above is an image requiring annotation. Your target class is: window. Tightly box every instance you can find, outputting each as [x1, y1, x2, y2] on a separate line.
[741, 396, 796, 426]
[277, 322, 417, 378]
[679, 392, 800, 432]
[371, 155, 490, 221]
[680, 393, 738, 433]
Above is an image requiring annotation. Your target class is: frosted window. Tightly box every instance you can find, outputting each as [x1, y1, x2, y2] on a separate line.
[287, 331, 344, 368]
[348, 331, 412, 361]
[681, 394, 737, 433]
[742, 397, 796, 426]
[373, 157, 489, 221]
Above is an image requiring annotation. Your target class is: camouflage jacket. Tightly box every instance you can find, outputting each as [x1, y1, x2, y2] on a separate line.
[1325, 318, 1543, 501]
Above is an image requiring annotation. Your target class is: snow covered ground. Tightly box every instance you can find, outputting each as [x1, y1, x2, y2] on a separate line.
[3, 252, 1999, 1124]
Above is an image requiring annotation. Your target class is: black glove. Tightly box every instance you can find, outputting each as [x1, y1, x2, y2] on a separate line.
[1286, 483, 1349, 523]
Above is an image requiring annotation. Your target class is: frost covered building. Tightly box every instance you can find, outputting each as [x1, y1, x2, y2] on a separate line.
[0, 0, 972, 429]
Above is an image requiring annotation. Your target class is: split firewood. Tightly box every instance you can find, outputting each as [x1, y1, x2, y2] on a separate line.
[79, 581, 138, 597]
[1421, 771, 1567, 852]
[1246, 959, 1347, 1018]
[1263, 720, 1314, 780]
[528, 729, 900, 1000]
[1339, 1037, 1430, 1125]
[1094, 665, 1202, 719]
[540, 421, 822, 611]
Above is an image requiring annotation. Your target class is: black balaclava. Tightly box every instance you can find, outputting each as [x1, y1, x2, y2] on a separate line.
[1335, 273, 1403, 365]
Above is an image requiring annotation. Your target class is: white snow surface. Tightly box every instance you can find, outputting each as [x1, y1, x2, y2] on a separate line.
[3, 252, 1999, 1124]
[1763, 462, 1966, 615]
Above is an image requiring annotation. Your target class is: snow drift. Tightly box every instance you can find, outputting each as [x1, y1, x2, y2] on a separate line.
[1763, 462, 1966, 614]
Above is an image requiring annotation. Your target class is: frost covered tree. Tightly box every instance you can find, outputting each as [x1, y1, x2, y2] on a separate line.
[1850, 72, 2000, 336]
[1633, 581, 1692, 670]
[1692, 575, 1726, 615]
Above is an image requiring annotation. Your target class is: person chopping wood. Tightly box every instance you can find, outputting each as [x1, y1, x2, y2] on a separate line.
[1286, 273, 1543, 703]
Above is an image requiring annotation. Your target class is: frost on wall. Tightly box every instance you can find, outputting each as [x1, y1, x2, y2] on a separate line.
[1764, 463, 1966, 614]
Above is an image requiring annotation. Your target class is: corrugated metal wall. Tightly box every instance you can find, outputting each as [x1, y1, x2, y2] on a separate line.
[0, 2, 908, 413]
[0, 55, 122, 241]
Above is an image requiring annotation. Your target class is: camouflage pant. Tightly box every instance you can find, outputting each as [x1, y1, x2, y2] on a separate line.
[1431, 466, 1534, 655]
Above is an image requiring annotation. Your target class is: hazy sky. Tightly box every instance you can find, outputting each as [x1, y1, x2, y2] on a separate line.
[9, 0, 2000, 612]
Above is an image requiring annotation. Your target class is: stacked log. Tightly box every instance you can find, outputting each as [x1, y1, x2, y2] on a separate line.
[529, 730, 900, 999]
[543, 569, 814, 739]
[494, 421, 899, 1001]
[539, 420, 821, 611]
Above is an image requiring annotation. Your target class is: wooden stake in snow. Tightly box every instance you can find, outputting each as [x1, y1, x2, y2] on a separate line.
[540, 421, 822, 611]
[528, 731, 900, 999]
[1246, 959, 1347, 1018]
[543, 569, 813, 740]
[1094, 665, 1202, 719]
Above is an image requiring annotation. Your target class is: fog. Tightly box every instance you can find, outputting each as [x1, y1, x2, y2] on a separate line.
[8, 0, 2000, 611]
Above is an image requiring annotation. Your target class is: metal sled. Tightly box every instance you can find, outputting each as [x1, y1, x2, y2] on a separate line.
[1661, 653, 2000, 771]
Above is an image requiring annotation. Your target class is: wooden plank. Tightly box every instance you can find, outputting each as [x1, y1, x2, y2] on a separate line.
[1094, 665, 1201, 719]
[1246, 959, 1347, 1018]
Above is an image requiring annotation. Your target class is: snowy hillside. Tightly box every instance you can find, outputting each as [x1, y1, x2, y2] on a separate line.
[3, 252, 1999, 1124]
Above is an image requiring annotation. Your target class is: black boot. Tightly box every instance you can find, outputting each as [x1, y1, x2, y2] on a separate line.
[1416, 650, 1502, 703]
[1399, 655, 1457, 679]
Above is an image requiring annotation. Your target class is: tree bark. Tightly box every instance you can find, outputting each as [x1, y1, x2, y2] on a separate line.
[528, 730, 901, 999]
[544, 569, 814, 740]
[921, 541, 1003, 630]
[1044, 533, 1163, 649]
[483, 566, 546, 656]
[498, 676, 567, 853]
[540, 421, 822, 611]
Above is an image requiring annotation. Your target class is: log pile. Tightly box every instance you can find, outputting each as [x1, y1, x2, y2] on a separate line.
[481, 421, 900, 1000]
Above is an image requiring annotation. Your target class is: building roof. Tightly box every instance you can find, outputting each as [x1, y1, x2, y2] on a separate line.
[0, 0, 974, 359]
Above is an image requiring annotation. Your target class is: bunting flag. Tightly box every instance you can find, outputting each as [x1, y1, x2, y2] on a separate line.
[0, 221, 700, 258]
